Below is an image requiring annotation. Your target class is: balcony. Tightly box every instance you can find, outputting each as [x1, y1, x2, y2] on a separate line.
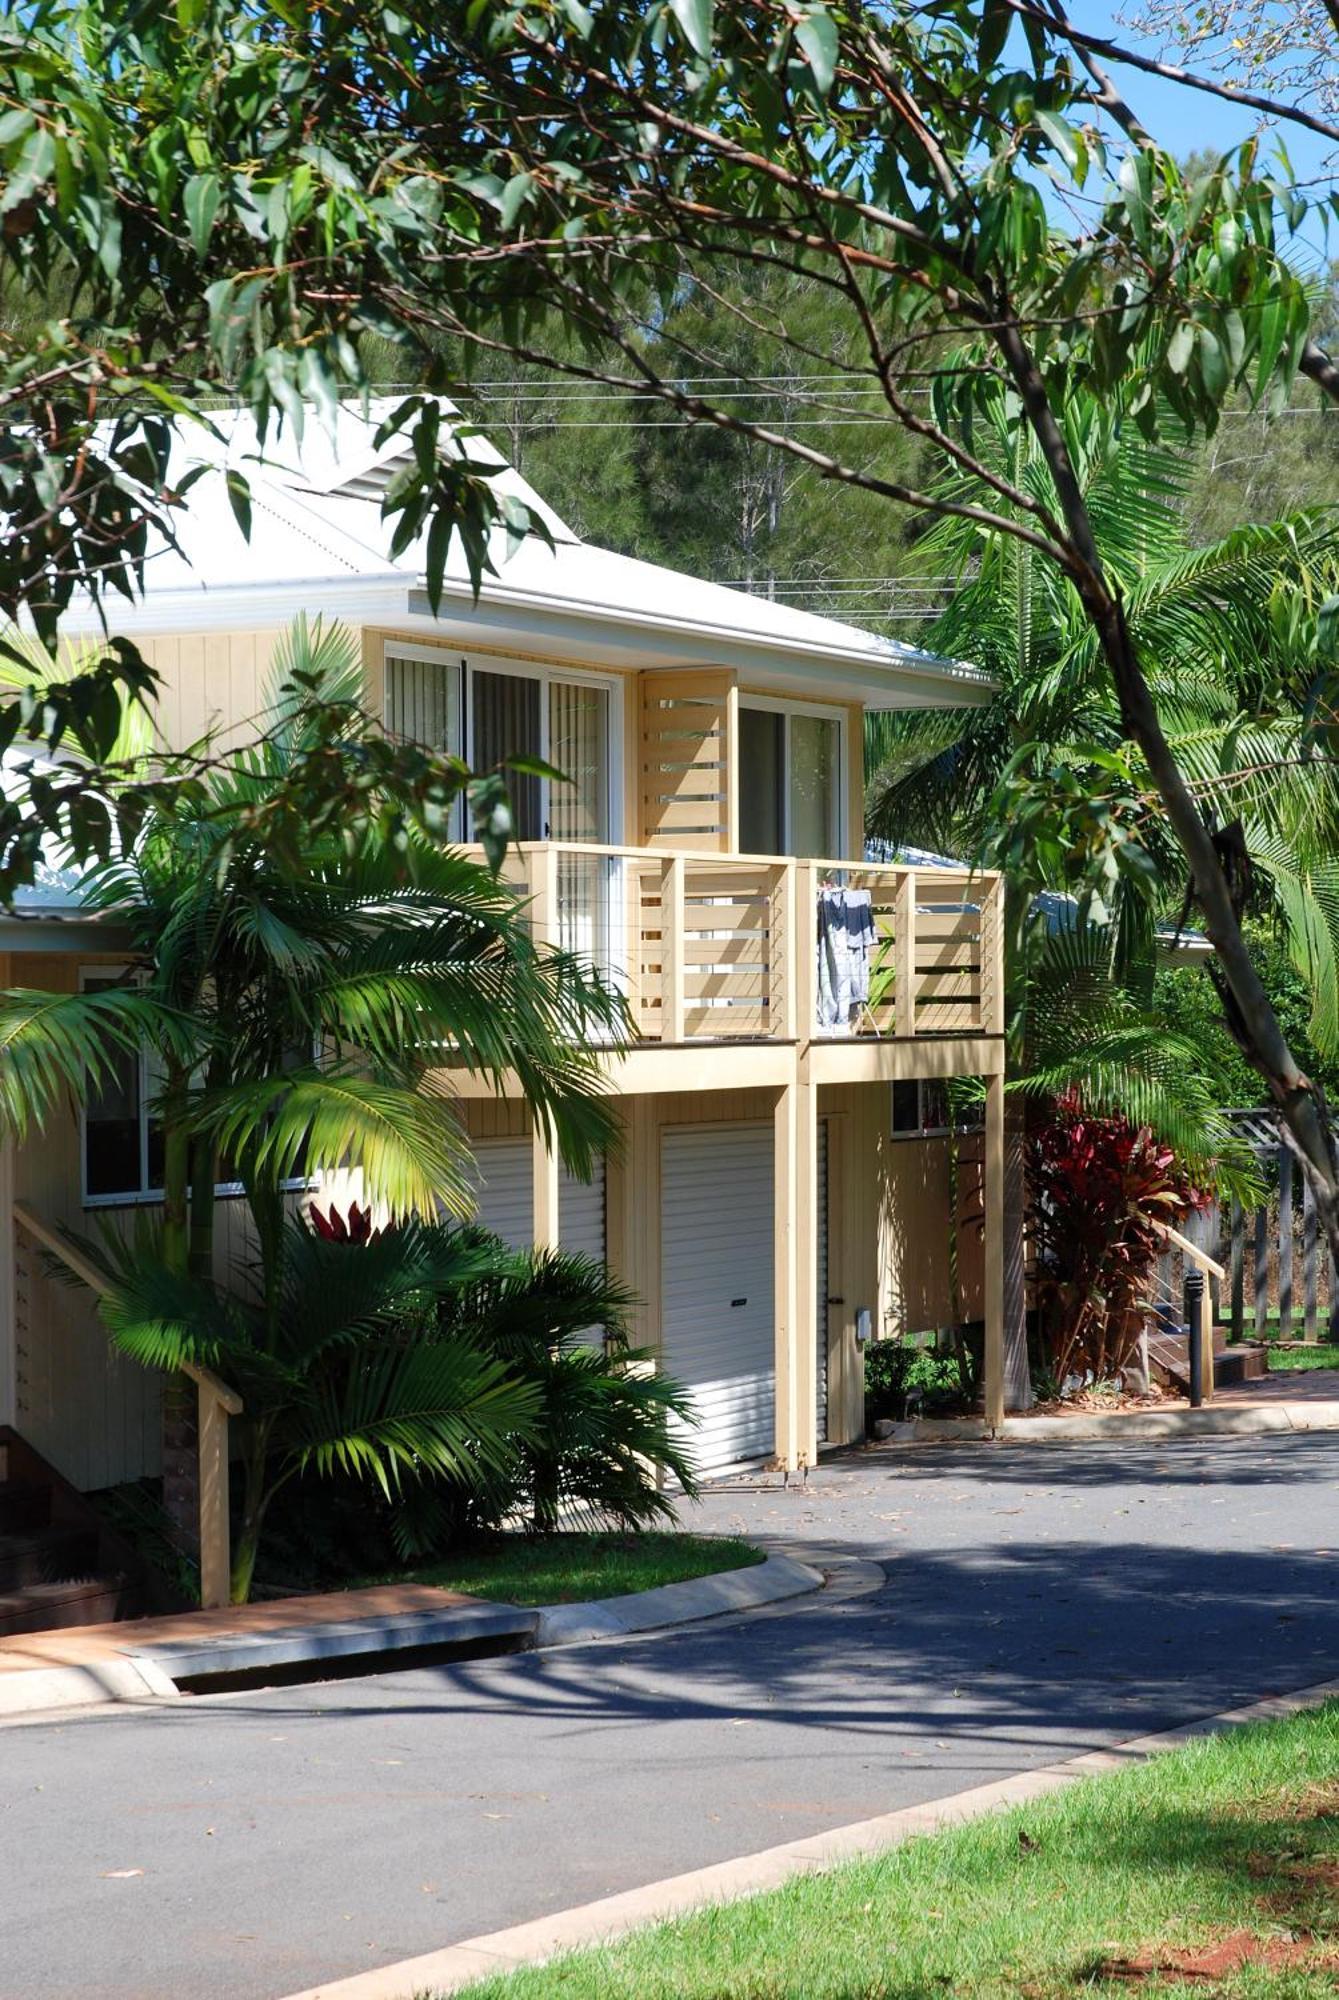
[487, 842, 1004, 1056]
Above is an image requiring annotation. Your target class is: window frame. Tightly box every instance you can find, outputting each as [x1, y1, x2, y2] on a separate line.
[78, 967, 311, 1210]
[382, 642, 623, 846]
[888, 1077, 985, 1142]
[737, 692, 847, 859]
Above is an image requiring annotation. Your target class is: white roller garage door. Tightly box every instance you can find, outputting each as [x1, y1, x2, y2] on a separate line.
[470, 1139, 605, 1262]
[661, 1122, 775, 1473]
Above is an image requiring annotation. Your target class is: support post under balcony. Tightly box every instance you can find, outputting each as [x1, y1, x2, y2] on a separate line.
[532, 1119, 561, 1255]
[795, 860, 817, 1042]
[774, 1076, 818, 1471]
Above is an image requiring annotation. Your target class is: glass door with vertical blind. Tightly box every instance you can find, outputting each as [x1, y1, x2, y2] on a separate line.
[384, 645, 618, 985]
[384, 647, 614, 842]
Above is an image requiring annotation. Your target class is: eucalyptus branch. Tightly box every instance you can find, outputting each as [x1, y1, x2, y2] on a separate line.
[395, 290, 1076, 567]
[1001, 0, 1339, 145]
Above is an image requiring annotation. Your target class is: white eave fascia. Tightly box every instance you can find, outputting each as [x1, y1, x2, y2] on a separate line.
[48, 558, 991, 711]
[403, 579, 993, 709]
[50, 573, 417, 640]
[0, 909, 134, 951]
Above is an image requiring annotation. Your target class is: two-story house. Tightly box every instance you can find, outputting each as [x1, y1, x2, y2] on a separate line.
[0, 401, 1005, 1594]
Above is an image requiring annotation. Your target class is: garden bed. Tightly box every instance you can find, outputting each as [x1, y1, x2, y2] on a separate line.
[452, 1702, 1339, 1999]
[352, 1531, 764, 1607]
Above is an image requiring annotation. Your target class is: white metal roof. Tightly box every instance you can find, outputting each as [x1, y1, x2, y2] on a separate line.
[57, 398, 989, 710]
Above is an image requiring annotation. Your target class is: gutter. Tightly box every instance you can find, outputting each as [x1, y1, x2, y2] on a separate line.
[406, 579, 994, 699]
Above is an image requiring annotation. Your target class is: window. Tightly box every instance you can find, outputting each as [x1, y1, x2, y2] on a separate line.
[890, 1078, 983, 1140]
[738, 698, 843, 858]
[82, 974, 165, 1204]
[383, 646, 614, 844]
[80, 976, 309, 1207]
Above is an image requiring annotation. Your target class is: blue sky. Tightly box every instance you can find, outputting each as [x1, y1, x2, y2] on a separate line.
[1072, 4, 1332, 268]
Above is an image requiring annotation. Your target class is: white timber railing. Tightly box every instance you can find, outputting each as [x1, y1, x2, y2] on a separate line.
[12, 1201, 241, 1609]
[478, 841, 1005, 1046]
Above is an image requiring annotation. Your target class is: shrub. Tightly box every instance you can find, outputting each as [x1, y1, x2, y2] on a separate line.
[864, 1332, 978, 1422]
[428, 1241, 700, 1535]
[1028, 1095, 1203, 1388]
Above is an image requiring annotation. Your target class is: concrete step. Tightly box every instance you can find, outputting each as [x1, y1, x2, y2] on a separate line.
[1147, 1333, 1270, 1392]
[0, 1575, 131, 1638]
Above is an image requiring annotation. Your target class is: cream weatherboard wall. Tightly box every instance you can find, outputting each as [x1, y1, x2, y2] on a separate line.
[138, 628, 283, 755]
[5, 952, 162, 1489]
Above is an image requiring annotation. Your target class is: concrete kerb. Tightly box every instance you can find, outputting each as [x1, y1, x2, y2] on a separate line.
[532, 1552, 822, 1646]
[277, 1673, 1339, 2000]
[875, 1398, 1339, 1444]
[0, 1652, 178, 1717]
[0, 1553, 824, 1721]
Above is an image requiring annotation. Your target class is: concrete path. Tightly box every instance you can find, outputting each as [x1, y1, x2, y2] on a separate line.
[5, 1434, 1339, 2000]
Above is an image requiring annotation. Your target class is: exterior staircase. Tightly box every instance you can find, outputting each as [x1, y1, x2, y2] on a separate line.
[1145, 1329, 1270, 1397]
[0, 1428, 170, 1638]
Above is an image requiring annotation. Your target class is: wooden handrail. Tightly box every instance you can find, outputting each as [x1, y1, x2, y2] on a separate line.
[1155, 1220, 1227, 1283]
[13, 1200, 243, 1416]
[14, 1197, 240, 1606]
[464, 834, 1000, 888]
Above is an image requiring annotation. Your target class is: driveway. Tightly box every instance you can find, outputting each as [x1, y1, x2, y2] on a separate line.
[5, 1435, 1339, 2000]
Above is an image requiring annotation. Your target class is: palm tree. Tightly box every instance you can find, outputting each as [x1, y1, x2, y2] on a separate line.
[0, 617, 632, 1584]
[863, 394, 1339, 1396]
[867, 389, 1339, 1151]
[1, 615, 623, 1250]
[93, 1212, 546, 1600]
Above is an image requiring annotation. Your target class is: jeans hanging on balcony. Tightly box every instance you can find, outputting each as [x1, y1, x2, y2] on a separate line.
[816, 885, 875, 1033]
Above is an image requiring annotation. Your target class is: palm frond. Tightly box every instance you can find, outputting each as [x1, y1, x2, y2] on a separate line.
[195, 1067, 479, 1220]
[278, 1216, 501, 1361]
[0, 986, 192, 1139]
[1022, 923, 1263, 1200]
[97, 1259, 260, 1377]
[285, 1340, 537, 1497]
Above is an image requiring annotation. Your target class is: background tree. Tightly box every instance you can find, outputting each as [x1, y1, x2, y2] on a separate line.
[390, 0, 1339, 1259]
[1119, 1, 1339, 131]
[9, 0, 1339, 1247]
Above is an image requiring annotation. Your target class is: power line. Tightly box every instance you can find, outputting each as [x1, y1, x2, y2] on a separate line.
[376, 374, 1338, 419]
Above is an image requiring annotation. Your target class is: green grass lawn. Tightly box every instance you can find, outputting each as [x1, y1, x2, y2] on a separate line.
[1267, 1341, 1339, 1373]
[371, 1531, 763, 1606]
[451, 1702, 1339, 1999]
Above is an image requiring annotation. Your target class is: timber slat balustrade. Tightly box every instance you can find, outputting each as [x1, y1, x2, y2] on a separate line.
[462, 840, 1001, 1047]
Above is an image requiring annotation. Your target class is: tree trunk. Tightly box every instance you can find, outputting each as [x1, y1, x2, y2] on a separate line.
[230, 1440, 270, 1604]
[994, 319, 1339, 1268]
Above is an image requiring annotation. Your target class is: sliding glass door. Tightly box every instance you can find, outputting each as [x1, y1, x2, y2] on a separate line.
[738, 701, 842, 858]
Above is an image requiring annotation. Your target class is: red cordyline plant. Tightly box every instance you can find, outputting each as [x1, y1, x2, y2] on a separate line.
[308, 1201, 380, 1245]
[1028, 1095, 1206, 1390]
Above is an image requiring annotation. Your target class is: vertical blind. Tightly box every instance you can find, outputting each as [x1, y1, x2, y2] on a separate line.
[385, 652, 462, 755]
[472, 670, 543, 840]
[385, 653, 611, 852]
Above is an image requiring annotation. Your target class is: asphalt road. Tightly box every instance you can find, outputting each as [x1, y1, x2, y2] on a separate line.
[5, 1435, 1339, 2000]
